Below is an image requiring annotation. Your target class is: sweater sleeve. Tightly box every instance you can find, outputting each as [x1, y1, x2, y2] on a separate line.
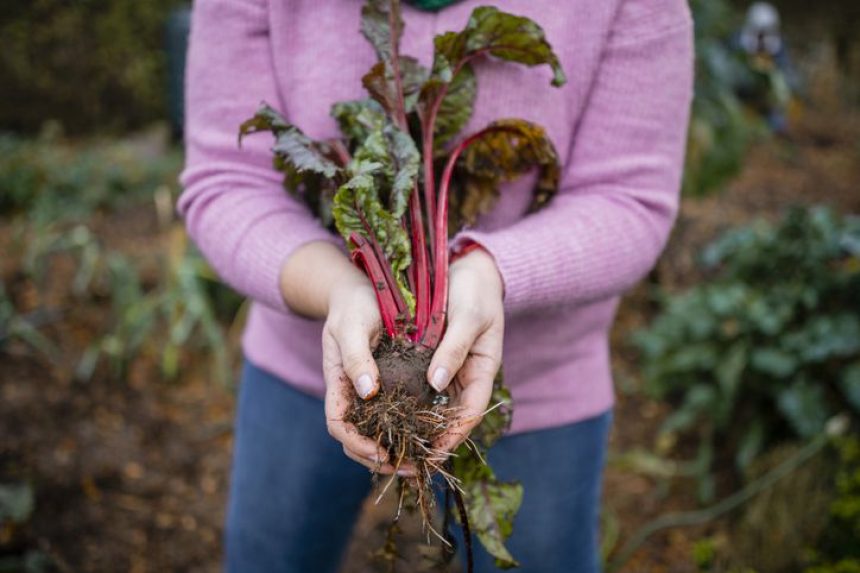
[177, 0, 339, 312]
[453, 0, 694, 315]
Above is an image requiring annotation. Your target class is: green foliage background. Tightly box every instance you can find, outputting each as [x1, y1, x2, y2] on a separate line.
[0, 0, 185, 134]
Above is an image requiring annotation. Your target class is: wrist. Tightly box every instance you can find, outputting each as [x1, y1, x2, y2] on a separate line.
[451, 243, 504, 299]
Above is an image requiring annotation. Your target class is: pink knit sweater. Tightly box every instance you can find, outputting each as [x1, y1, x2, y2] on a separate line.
[179, 0, 693, 434]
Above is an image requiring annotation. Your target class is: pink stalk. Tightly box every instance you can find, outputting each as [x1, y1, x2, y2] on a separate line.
[408, 184, 431, 342]
[422, 126, 510, 348]
[350, 233, 402, 338]
[358, 213, 409, 320]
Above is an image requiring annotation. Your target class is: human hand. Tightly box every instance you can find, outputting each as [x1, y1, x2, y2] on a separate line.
[426, 247, 505, 455]
[321, 273, 411, 475]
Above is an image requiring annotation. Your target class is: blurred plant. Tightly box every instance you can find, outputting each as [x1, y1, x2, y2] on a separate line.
[685, 0, 789, 196]
[634, 207, 860, 498]
[2, 133, 240, 386]
[70, 229, 236, 386]
[0, 132, 182, 217]
[0, 0, 186, 134]
[804, 436, 860, 572]
[0, 282, 59, 362]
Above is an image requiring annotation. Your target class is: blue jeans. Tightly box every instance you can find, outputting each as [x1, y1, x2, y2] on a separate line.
[226, 360, 611, 573]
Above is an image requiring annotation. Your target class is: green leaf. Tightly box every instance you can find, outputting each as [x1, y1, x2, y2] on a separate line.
[332, 158, 414, 312]
[361, 0, 403, 65]
[777, 381, 832, 438]
[735, 418, 766, 470]
[462, 479, 523, 569]
[430, 6, 566, 88]
[360, 1, 429, 115]
[240, 103, 341, 179]
[330, 98, 386, 145]
[433, 64, 477, 151]
[451, 119, 560, 229]
[240, 103, 344, 226]
[419, 6, 565, 151]
[750, 347, 797, 378]
[362, 57, 430, 116]
[838, 362, 860, 413]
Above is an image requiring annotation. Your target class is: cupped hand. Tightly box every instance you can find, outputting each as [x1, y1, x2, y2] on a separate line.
[426, 247, 505, 456]
[321, 274, 414, 476]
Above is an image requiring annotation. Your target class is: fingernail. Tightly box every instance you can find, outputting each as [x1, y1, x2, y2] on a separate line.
[357, 374, 375, 399]
[430, 367, 449, 392]
[397, 469, 415, 477]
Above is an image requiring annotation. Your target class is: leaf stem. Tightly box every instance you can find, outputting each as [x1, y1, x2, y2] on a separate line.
[349, 233, 402, 338]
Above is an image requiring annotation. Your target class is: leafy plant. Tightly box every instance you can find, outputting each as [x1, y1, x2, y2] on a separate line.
[634, 207, 860, 496]
[240, 0, 564, 567]
[805, 436, 860, 571]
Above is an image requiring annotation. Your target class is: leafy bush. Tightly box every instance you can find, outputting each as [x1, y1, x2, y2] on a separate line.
[1, 134, 240, 385]
[805, 436, 860, 571]
[635, 207, 860, 492]
[0, 132, 182, 217]
[0, 0, 185, 134]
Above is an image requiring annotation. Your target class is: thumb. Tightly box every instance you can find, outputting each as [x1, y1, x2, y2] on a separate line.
[427, 318, 482, 393]
[337, 327, 380, 400]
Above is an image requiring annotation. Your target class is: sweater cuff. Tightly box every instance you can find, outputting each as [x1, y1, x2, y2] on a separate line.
[452, 228, 551, 314]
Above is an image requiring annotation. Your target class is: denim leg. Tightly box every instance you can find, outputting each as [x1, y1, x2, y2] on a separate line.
[225, 361, 372, 573]
[451, 411, 612, 573]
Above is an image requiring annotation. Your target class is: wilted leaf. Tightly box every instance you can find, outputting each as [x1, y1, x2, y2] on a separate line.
[451, 119, 560, 229]
[462, 479, 523, 569]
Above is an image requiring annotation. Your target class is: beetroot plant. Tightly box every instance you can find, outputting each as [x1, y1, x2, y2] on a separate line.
[240, 0, 564, 568]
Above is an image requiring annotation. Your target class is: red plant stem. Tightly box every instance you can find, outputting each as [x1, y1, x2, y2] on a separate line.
[349, 233, 401, 338]
[421, 128, 437, 259]
[327, 139, 352, 167]
[387, 1, 409, 131]
[423, 126, 507, 348]
[408, 184, 431, 343]
[359, 213, 409, 320]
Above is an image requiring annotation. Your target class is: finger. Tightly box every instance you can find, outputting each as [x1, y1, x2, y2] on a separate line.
[434, 355, 497, 453]
[335, 324, 380, 400]
[342, 445, 398, 474]
[324, 366, 388, 461]
[426, 316, 483, 393]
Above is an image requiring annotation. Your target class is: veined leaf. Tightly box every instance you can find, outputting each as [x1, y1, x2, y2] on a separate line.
[453, 118, 560, 228]
[361, 0, 403, 65]
[433, 63, 477, 151]
[240, 103, 344, 226]
[361, 1, 429, 116]
[363, 57, 430, 116]
[332, 130, 416, 312]
[239, 103, 341, 179]
[451, 371, 518, 567]
[331, 99, 386, 146]
[419, 5, 566, 147]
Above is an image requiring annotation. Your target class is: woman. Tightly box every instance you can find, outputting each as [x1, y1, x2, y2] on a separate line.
[179, 0, 693, 571]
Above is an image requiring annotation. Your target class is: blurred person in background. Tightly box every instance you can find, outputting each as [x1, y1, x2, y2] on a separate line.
[735, 1, 801, 133]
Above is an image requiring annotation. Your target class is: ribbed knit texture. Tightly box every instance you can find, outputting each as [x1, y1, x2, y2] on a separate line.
[178, 0, 693, 434]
